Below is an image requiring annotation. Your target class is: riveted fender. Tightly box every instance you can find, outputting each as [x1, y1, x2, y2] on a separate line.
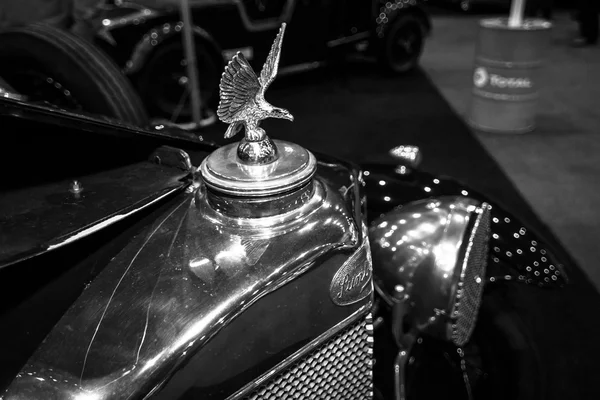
[374, 0, 432, 40]
[361, 163, 569, 288]
[123, 22, 223, 75]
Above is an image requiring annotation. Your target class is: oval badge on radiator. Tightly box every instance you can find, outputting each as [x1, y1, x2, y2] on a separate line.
[330, 244, 373, 306]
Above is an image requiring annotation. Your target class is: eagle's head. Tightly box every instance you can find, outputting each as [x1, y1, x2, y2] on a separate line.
[270, 107, 294, 122]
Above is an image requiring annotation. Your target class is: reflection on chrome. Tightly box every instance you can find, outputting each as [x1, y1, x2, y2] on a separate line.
[369, 196, 490, 345]
[228, 306, 373, 400]
[3, 178, 360, 400]
[370, 196, 491, 400]
[388, 145, 422, 168]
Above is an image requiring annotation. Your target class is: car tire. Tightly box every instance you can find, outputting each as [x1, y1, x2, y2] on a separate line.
[378, 14, 426, 74]
[0, 23, 149, 127]
[133, 31, 223, 125]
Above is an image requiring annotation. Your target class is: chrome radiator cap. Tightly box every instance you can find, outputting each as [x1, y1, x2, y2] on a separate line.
[200, 139, 316, 197]
[199, 23, 316, 199]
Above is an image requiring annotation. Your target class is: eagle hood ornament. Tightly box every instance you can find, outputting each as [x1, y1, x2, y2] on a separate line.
[200, 23, 316, 199]
[217, 23, 293, 165]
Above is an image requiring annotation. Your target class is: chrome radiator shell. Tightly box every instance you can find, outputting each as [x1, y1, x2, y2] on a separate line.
[230, 311, 374, 400]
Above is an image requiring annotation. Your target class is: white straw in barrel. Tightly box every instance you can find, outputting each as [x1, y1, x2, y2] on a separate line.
[508, 0, 525, 27]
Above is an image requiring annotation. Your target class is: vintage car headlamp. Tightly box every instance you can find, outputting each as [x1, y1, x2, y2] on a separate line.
[369, 196, 491, 346]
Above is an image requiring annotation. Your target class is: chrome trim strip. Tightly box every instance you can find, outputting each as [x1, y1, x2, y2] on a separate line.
[450, 202, 489, 345]
[327, 32, 370, 48]
[46, 186, 184, 251]
[279, 61, 324, 77]
[0, 91, 26, 102]
[0, 76, 26, 101]
[226, 303, 373, 400]
[100, 8, 162, 32]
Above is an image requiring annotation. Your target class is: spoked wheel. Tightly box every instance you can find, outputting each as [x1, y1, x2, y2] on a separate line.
[379, 15, 426, 74]
[134, 34, 222, 129]
[0, 23, 148, 126]
[405, 291, 544, 400]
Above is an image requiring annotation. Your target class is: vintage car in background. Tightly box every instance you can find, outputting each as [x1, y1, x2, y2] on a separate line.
[0, 21, 568, 400]
[430, 0, 510, 12]
[0, 0, 431, 128]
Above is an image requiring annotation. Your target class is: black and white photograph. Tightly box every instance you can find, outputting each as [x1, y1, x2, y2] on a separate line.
[0, 1, 598, 399]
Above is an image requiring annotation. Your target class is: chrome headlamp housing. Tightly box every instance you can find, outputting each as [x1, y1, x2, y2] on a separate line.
[369, 196, 491, 346]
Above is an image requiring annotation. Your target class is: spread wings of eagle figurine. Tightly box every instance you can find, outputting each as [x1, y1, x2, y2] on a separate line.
[217, 23, 293, 164]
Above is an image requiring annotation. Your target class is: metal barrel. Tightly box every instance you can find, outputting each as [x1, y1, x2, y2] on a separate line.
[468, 18, 552, 134]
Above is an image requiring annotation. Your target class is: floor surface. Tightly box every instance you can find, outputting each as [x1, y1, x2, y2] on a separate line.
[421, 8, 600, 290]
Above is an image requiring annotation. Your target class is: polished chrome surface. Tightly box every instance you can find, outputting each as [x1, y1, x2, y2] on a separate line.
[330, 243, 373, 306]
[0, 77, 26, 102]
[449, 202, 490, 346]
[393, 348, 410, 400]
[369, 196, 488, 343]
[200, 139, 317, 197]
[235, 312, 374, 400]
[388, 145, 422, 169]
[3, 176, 360, 400]
[202, 23, 317, 198]
[207, 180, 315, 218]
[100, 3, 161, 32]
[69, 180, 83, 195]
[228, 307, 373, 400]
[0, 89, 26, 102]
[217, 23, 293, 164]
[237, 136, 279, 164]
[149, 146, 193, 171]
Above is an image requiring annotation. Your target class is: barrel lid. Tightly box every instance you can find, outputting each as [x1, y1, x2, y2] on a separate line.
[480, 18, 552, 31]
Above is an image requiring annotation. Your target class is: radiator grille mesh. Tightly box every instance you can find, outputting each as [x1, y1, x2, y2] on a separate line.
[243, 315, 373, 400]
[452, 205, 491, 347]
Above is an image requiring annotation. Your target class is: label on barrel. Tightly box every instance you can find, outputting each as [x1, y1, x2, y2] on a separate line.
[473, 67, 533, 91]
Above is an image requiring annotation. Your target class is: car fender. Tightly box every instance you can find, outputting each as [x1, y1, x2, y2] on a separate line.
[123, 21, 223, 75]
[362, 163, 569, 288]
[374, 0, 432, 39]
